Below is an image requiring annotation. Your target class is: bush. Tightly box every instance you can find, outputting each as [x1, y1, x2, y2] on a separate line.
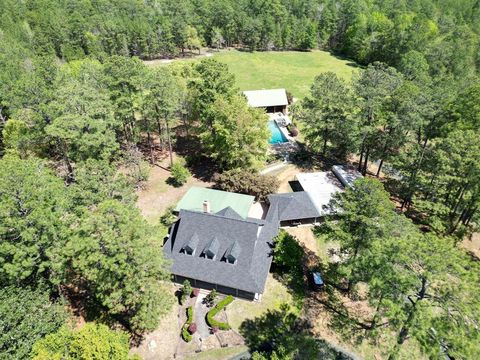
[186, 306, 193, 323]
[182, 325, 192, 342]
[159, 206, 177, 228]
[30, 323, 135, 359]
[188, 323, 197, 334]
[169, 159, 191, 187]
[288, 124, 299, 137]
[204, 289, 218, 307]
[181, 306, 194, 342]
[206, 295, 234, 330]
[192, 288, 200, 297]
[213, 169, 279, 202]
[181, 280, 192, 304]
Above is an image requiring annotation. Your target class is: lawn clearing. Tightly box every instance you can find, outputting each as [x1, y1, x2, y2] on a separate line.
[225, 274, 297, 332]
[184, 345, 248, 360]
[215, 50, 358, 99]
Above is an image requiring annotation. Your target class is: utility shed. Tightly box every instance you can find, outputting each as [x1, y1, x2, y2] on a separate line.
[332, 165, 363, 188]
[295, 172, 343, 216]
[243, 89, 288, 114]
[175, 187, 255, 219]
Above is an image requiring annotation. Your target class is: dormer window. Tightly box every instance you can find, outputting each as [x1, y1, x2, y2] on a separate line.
[226, 241, 240, 264]
[183, 233, 199, 256]
[204, 237, 219, 260]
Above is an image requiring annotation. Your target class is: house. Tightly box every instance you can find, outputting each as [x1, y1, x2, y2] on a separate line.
[243, 89, 289, 114]
[164, 204, 280, 301]
[164, 165, 362, 300]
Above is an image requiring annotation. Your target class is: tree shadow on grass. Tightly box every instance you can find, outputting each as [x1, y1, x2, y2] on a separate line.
[239, 304, 356, 359]
[174, 134, 219, 182]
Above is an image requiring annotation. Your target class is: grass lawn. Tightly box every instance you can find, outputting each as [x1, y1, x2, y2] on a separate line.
[215, 50, 358, 99]
[225, 273, 298, 332]
[185, 345, 248, 360]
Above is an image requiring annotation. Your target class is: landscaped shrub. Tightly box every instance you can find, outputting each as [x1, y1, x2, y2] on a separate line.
[181, 306, 194, 342]
[192, 288, 200, 297]
[288, 124, 299, 137]
[188, 323, 197, 334]
[169, 159, 191, 187]
[206, 295, 234, 330]
[213, 169, 279, 202]
[186, 306, 193, 323]
[203, 289, 218, 307]
[182, 325, 192, 342]
[180, 280, 192, 304]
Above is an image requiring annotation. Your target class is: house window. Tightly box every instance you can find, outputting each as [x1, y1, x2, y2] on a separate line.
[185, 247, 194, 255]
[227, 256, 236, 264]
[205, 250, 215, 260]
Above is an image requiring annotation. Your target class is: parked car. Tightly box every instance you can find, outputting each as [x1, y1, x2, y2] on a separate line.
[310, 271, 324, 291]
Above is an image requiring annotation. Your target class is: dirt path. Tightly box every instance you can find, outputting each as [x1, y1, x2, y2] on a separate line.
[143, 49, 217, 67]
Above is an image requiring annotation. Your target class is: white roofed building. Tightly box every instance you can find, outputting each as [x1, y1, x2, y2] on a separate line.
[243, 88, 289, 114]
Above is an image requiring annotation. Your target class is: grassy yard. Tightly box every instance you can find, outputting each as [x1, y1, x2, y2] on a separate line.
[215, 50, 358, 99]
[185, 346, 248, 360]
[225, 274, 298, 332]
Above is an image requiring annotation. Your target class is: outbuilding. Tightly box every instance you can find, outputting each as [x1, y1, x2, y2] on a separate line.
[243, 88, 289, 114]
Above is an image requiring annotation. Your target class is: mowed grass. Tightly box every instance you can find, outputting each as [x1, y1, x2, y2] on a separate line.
[215, 50, 358, 99]
[225, 274, 298, 332]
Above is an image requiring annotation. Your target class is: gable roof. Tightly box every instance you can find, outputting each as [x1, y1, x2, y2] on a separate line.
[175, 187, 254, 219]
[268, 191, 320, 221]
[216, 206, 244, 220]
[243, 89, 288, 108]
[164, 208, 274, 294]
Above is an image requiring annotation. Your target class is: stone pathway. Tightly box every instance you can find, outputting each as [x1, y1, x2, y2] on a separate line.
[195, 293, 211, 340]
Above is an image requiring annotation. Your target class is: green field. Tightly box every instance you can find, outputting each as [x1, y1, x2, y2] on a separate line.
[215, 50, 358, 99]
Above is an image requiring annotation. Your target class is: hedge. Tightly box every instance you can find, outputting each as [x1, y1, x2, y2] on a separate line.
[205, 295, 234, 330]
[182, 306, 194, 342]
[186, 306, 193, 323]
[181, 325, 192, 342]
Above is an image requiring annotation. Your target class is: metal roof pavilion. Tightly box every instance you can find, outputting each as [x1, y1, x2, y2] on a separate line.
[243, 89, 288, 108]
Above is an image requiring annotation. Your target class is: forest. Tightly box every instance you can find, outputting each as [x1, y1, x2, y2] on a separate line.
[0, 0, 479, 359]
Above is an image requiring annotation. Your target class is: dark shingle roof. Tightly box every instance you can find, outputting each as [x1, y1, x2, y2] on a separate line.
[227, 241, 241, 262]
[268, 192, 320, 221]
[216, 206, 244, 220]
[164, 209, 273, 294]
[184, 233, 199, 252]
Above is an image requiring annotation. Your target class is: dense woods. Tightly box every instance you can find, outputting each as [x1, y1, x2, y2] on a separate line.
[1, 0, 479, 70]
[1, 0, 480, 359]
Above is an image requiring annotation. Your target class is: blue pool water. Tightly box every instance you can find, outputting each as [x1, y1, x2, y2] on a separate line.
[268, 120, 288, 144]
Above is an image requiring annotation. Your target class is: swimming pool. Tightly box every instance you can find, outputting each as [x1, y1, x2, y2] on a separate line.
[268, 120, 288, 144]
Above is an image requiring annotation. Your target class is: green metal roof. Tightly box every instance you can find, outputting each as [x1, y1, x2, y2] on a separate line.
[175, 187, 254, 219]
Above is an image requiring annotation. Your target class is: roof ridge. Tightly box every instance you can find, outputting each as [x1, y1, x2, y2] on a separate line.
[180, 209, 262, 226]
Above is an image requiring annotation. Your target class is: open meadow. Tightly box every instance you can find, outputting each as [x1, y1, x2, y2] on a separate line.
[215, 50, 358, 98]
[152, 49, 359, 99]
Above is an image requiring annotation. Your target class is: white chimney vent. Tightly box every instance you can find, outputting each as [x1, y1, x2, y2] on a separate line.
[202, 200, 210, 213]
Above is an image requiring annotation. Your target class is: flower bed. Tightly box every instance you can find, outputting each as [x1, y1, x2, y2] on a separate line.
[205, 295, 234, 330]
